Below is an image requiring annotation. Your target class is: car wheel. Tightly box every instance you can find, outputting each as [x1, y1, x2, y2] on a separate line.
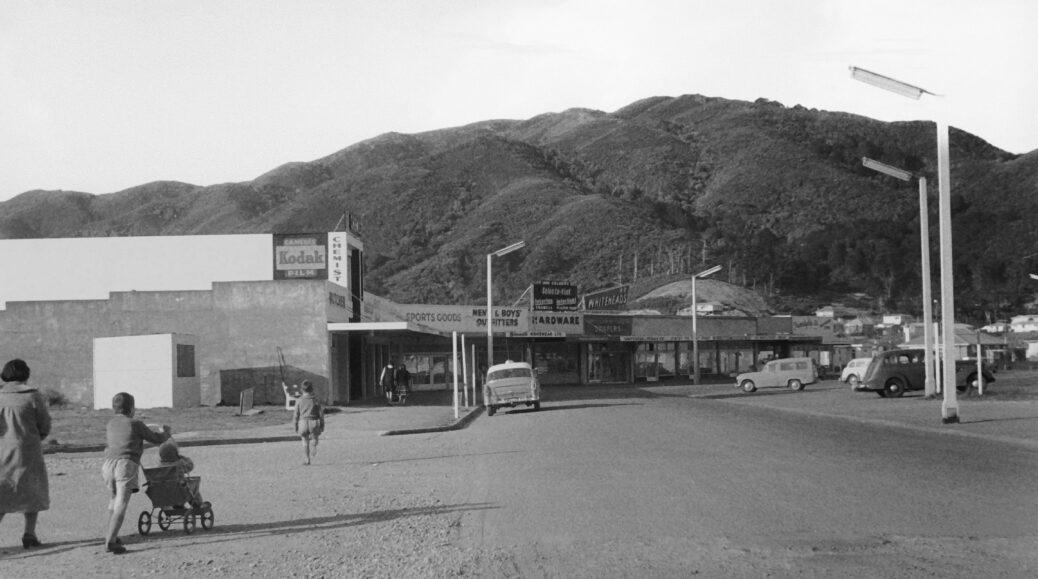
[788, 379, 805, 391]
[740, 380, 756, 393]
[848, 375, 859, 389]
[883, 378, 906, 398]
[533, 401, 541, 411]
[487, 405, 496, 416]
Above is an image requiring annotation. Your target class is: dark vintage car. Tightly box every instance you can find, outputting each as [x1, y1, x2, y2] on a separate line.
[857, 348, 996, 398]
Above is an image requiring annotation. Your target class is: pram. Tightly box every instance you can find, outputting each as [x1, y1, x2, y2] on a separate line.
[137, 465, 215, 535]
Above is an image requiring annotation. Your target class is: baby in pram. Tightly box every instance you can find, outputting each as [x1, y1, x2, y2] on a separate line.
[157, 439, 208, 509]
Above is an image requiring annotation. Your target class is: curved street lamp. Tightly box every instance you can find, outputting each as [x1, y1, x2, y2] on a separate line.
[851, 65, 959, 424]
[692, 265, 722, 385]
[862, 157, 936, 398]
[486, 241, 525, 368]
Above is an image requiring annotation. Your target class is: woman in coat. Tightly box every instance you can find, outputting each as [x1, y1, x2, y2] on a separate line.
[0, 359, 51, 549]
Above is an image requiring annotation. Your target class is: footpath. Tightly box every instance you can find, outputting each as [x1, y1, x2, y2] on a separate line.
[52, 379, 1038, 453]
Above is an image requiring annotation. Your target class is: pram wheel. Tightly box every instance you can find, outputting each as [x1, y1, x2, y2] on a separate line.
[200, 506, 214, 530]
[184, 515, 196, 535]
[158, 510, 172, 531]
[138, 511, 152, 535]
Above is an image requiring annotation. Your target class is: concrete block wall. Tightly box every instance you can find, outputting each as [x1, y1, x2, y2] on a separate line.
[0, 280, 331, 408]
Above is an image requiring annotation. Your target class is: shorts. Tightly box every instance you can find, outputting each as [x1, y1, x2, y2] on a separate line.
[102, 458, 141, 495]
[299, 418, 323, 438]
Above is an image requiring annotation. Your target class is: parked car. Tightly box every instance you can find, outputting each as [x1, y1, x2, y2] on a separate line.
[856, 348, 996, 398]
[483, 361, 541, 416]
[735, 357, 818, 393]
[840, 357, 873, 388]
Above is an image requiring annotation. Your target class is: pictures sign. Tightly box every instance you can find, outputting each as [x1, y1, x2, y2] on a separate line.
[533, 281, 578, 311]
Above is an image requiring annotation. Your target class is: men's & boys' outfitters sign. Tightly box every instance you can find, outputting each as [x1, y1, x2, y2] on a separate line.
[396, 304, 530, 334]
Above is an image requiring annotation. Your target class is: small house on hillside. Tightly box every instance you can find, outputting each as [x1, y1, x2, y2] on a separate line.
[843, 316, 877, 337]
[1009, 315, 1038, 333]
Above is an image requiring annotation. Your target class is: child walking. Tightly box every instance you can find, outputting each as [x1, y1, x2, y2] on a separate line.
[102, 392, 170, 554]
[292, 380, 325, 465]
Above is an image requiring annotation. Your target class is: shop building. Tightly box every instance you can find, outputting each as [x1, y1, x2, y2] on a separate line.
[0, 231, 826, 408]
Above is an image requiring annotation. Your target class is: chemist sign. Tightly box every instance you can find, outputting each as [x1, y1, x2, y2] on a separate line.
[273, 233, 327, 280]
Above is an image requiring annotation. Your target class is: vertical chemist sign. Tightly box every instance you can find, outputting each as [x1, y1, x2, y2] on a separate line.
[327, 232, 348, 290]
[273, 233, 327, 280]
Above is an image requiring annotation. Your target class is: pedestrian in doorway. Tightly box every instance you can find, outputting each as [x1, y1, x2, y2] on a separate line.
[0, 359, 51, 550]
[293, 380, 324, 466]
[395, 363, 412, 397]
[379, 361, 396, 400]
[102, 392, 170, 554]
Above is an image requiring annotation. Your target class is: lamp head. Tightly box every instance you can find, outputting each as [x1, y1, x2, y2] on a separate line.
[492, 241, 526, 257]
[695, 265, 722, 278]
[849, 66, 934, 100]
[862, 157, 913, 181]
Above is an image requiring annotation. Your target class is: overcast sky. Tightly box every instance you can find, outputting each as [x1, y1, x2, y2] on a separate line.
[2, 0, 1035, 201]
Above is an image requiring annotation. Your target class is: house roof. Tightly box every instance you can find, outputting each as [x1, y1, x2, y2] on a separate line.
[903, 328, 1005, 347]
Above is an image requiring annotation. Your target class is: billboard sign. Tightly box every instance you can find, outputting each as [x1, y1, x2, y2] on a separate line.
[327, 232, 348, 289]
[273, 234, 327, 280]
[584, 285, 629, 311]
[395, 304, 529, 334]
[533, 281, 579, 311]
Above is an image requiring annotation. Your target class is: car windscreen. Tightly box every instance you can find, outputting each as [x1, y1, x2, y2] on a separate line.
[488, 368, 532, 381]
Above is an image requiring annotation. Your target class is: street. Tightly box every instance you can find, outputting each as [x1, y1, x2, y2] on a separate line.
[4, 383, 1037, 578]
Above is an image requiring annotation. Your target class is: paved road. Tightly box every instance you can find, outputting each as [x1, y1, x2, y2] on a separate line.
[4, 382, 1037, 577]
[454, 384, 1038, 577]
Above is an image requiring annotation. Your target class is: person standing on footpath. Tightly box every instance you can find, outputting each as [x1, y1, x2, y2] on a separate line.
[395, 363, 412, 396]
[379, 361, 396, 401]
[0, 359, 51, 549]
[293, 380, 325, 466]
[102, 392, 170, 554]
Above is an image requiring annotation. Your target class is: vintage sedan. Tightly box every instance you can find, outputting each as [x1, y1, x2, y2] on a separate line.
[484, 361, 541, 416]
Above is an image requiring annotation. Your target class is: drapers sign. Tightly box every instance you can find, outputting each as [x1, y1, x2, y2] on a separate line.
[583, 315, 632, 337]
[273, 233, 327, 280]
[584, 285, 629, 311]
[533, 281, 579, 311]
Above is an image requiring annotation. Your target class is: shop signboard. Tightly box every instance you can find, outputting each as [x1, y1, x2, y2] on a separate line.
[583, 314, 633, 337]
[396, 304, 529, 334]
[515, 312, 583, 337]
[326, 282, 352, 323]
[584, 285, 629, 311]
[533, 281, 579, 311]
[273, 233, 327, 280]
[327, 232, 348, 290]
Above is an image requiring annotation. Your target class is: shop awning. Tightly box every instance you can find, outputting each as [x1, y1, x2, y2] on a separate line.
[326, 321, 449, 337]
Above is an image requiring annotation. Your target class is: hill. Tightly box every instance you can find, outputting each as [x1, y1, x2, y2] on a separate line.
[2, 94, 1036, 322]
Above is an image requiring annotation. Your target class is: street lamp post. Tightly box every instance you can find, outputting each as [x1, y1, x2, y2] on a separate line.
[862, 157, 936, 398]
[486, 241, 525, 368]
[692, 265, 722, 385]
[851, 66, 958, 423]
